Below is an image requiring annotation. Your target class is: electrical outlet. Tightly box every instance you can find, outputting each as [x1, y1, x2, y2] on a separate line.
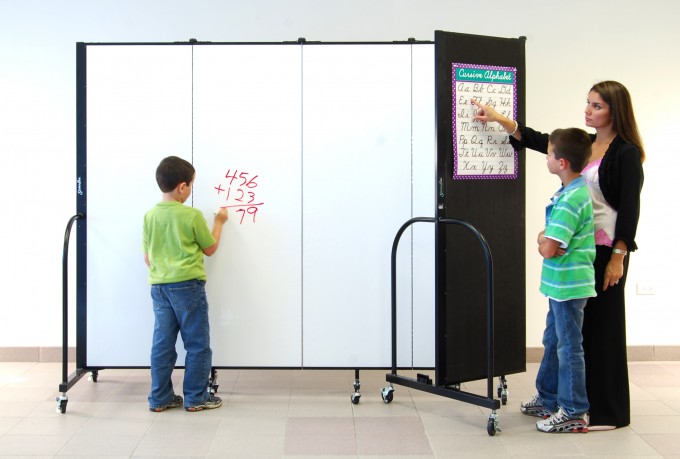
[636, 283, 656, 295]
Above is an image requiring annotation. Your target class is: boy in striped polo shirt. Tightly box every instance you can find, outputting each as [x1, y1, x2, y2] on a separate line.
[521, 128, 596, 433]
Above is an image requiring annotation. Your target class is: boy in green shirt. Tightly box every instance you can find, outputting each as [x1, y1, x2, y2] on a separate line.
[521, 128, 596, 433]
[143, 156, 228, 412]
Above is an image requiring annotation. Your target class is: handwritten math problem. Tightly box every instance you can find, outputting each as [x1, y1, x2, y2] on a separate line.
[213, 169, 264, 224]
[452, 63, 518, 180]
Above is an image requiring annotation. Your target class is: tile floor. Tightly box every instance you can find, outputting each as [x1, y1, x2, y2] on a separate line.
[1, 361, 680, 457]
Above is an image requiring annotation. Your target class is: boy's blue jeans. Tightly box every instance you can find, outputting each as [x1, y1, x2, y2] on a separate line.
[536, 297, 589, 417]
[148, 279, 212, 409]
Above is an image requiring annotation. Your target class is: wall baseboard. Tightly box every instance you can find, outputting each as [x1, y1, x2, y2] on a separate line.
[0, 347, 76, 362]
[2, 346, 680, 363]
[526, 346, 680, 363]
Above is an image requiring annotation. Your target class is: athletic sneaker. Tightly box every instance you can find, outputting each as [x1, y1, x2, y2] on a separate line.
[185, 394, 223, 412]
[520, 395, 554, 418]
[536, 406, 589, 433]
[149, 394, 183, 412]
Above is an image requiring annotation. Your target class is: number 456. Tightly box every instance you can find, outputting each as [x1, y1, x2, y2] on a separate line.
[225, 169, 258, 188]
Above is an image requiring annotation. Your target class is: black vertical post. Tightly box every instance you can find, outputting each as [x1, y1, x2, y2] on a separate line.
[75, 42, 88, 369]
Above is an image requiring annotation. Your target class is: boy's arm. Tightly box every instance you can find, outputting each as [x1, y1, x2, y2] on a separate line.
[537, 230, 546, 246]
[538, 236, 562, 259]
[143, 252, 150, 268]
[203, 208, 228, 257]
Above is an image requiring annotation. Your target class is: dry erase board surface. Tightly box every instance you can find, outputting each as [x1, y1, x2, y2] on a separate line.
[191, 45, 303, 366]
[300, 44, 433, 367]
[80, 42, 435, 368]
[85, 46, 194, 366]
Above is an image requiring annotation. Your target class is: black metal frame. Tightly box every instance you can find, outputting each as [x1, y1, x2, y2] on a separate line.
[385, 217, 501, 433]
[57, 213, 87, 413]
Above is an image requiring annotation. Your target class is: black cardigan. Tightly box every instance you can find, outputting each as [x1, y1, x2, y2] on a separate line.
[510, 125, 644, 251]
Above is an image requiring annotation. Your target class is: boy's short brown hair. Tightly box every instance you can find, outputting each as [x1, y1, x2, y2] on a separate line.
[549, 128, 592, 173]
[155, 156, 195, 192]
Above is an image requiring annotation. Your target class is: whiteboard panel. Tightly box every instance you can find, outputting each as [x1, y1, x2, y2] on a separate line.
[85, 45, 193, 366]
[81, 42, 437, 369]
[301, 45, 415, 367]
[411, 44, 436, 367]
[191, 45, 303, 366]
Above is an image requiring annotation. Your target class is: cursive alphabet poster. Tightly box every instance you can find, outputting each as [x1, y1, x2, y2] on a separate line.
[452, 63, 517, 180]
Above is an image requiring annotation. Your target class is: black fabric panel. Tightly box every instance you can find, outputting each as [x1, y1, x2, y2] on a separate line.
[434, 31, 526, 385]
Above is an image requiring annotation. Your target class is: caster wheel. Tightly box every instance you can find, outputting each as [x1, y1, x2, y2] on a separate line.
[487, 418, 496, 436]
[56, 396, 68, 414]
[351, 392, 361, 405]
[380, 386, 394, 403]
[501, 394, 507, 405]
[88, 370, 98, 382]
[497, 376, 507, 398]
[209, 370, 218, 394]
[487, 412, 501, 436]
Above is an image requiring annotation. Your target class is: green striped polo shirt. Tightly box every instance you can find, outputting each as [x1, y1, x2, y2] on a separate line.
[540, 176, 596, 301]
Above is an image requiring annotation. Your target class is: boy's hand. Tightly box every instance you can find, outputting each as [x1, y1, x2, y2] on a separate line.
[537, 230, 546, 245]
[215, 207, 228, 224]
[537, 230, 566, 256]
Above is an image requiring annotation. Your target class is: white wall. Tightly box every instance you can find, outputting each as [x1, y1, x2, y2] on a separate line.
[0, 0, 676, 349]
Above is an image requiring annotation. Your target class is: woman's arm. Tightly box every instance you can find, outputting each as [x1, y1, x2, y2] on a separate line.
[471, 98, 522, 140]
[601, 144, 643, 290]
[470, 98, 550, 154]
[613, 144, 644, 251]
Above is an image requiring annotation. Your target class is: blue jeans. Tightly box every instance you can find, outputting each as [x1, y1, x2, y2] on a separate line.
[148, 279, 212, 409]
[536, 298, 589, 416]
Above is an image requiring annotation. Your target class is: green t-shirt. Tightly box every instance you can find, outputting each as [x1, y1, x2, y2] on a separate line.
[540, 177, 596, 301]
[142, 201, 216, 284]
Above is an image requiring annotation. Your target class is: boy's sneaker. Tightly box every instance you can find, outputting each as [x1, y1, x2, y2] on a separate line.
[536, 407, 589, 433]
[520, 395, 554, 418]
[185, 394, 222, 412]
[149, 394, 183, 412]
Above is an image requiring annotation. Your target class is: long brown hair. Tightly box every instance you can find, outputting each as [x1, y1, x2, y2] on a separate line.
[591, 81, 646, 162]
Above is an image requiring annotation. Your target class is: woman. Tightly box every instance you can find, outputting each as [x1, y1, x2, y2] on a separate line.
[472, 81, 645, 429]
